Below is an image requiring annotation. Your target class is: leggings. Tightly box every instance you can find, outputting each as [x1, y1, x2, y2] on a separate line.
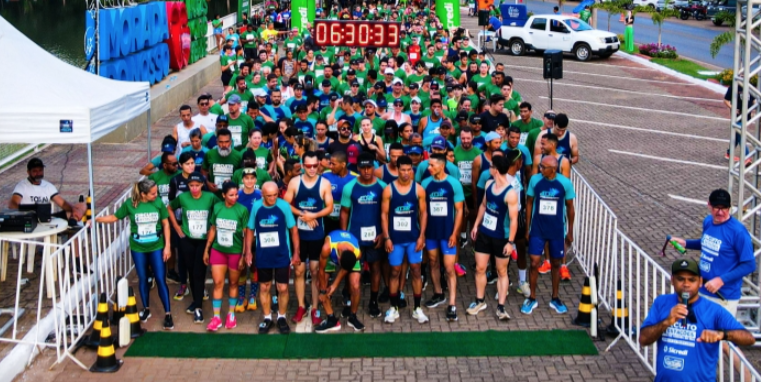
[131, 249, 171, 313]
[172, 229, 187, 284]
[180, 237, 208, 305]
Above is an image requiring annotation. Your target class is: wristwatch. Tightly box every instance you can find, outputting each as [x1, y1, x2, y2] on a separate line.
[508, 241, 515, 247]
[319, 289, 327, 295]
[722, 330, 729, 341]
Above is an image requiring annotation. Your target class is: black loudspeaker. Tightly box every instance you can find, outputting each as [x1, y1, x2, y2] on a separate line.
[478, 10, 490, 26]
[543, 50, 563, 79]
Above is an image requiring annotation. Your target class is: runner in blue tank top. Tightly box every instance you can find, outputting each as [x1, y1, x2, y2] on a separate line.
[418, 99, 445, 148]
[470, 155, 519, 320]
[375, 143, 404, 184]
[381, 155, 428, 324]
[322, 151, 357, 234]
[283, 151, 334, 325]
[523, 155, 576, 317]
[314, 230, 366, 333]
[340, 152, 388, 318]
[244, 182, 299, 335]
[421, 154, 465, 322]
[534, 114, 578, 168]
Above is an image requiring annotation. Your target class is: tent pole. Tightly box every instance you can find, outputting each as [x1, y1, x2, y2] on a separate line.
[87, 143, 100, 289]
[147, 109, 152, 163]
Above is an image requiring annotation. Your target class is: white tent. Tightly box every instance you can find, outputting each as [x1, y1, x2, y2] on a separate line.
[0, 16, 150, 143]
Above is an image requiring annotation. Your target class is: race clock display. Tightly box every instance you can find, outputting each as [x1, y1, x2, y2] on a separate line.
[313, 21, 401, 48]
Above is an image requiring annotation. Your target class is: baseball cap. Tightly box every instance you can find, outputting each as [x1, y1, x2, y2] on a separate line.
[296, 104, 308, 112]
[709, 189, 731, 208]
[357, 152, 375, 168]
[485, 131, 501, 142]
[445, 85, 453, 92]
[431, 136, 447, 150]
[409, 83, 419, 90]
[338, 119, 352, 130]
[364, 99, 378, 108]
[216, 115, 229, 124]
[544, 112, 556, 120]
[350, 59, 358, 65]
[347, 69, 356, 75]
[242, 167, 258, 176]
[294, 83, 304, 90]
[671, 258, 700, 276]
[392, 78, 403, 85]
[330, 93, 340, 101]
[393, 98, 404, 106]
[374, 82, 385, 90]
[351, 80, 360, 87]
[228, 94, 242, 105]
[408, 145, 424, 155]
[321, 79, 332, 87]
[377, 99, 388, 109]
[253, 88, 268, 97]
[410, 96, 421, 104]
[384, 68, 395, 75]
[430, 82, 440, 90]
[187, 172, 205, 184]
[27, 157, 44, 170]
[456, 111, 469, 121]
[470, 115, 482, 124]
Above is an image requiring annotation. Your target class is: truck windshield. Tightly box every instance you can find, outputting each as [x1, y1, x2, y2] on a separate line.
[562, 18, 593, 31]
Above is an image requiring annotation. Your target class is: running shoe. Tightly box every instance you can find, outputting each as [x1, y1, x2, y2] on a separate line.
[185, 302, 197, 315]
[538, 260, 552, 274]
[163, 314, 174, 330]
[234, 295, 247, 313]
[384, 307, 400, 323]
[725, 152, 731, 160]
[347, 314, 366, 332]
[203, 289, 209, 300]
[378, 287, 390, 303]
[454, 263, 467, 277]
[139, 308, 151, 323]
[398, 292, 408, 309]
[560, 265, 571, 281]
[368, 301, 382, 318]
[193, 309, 204, 324]
[511, 249, 518, 261]
[425, 294, 446, 309]
[446, 305, 458, 322]
[292, 306, 307, 323]
[517, 282, 531, 298]
[342, 289, 351, 306]
[342, 306, 352, 318]
[247, 295, 257, 311]
[147, 276, 156, 290]
[466, 301, 487, 315]
[496, 305, 511, 320]
[412, 307, 429, 323]
[521, 298, 538, 315]
[549, 298, 568, 314]
[315, 317, 341, 333]
[495, 287, 509, 301]
[225, 313, 237, 329]
[166, 270, 181, 284]
[207, 316, 223, 331]
[422, 273, 428, 291]
[258, 319, 273, 334]
[306, 270, 312, 284]
[173, 284, 189, 300]
[311, 308, 322, 326]
[486, 271, 498, 284]
[277, 317, 290, 334]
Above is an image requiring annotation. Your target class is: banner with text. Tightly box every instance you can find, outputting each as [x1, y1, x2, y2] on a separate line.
[291, 0, 315, 32]
[436, 0, 461, 29]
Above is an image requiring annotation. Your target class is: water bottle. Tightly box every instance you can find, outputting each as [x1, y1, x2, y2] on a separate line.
[667, 235, 686, 254]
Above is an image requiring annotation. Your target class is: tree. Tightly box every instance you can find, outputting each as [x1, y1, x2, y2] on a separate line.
[592, 0, 630, 32]
[710, 11, 736, 58]
[639, 0, 680, 47]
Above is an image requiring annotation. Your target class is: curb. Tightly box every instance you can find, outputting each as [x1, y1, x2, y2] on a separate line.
[615, 51, 727, 96]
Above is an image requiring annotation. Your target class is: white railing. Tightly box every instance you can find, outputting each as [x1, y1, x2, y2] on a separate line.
[205, 13, 238, 53]
[570, 169, 761, 379]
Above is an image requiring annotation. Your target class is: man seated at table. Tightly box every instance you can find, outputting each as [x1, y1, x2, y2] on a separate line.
[8, 158, 85, 221]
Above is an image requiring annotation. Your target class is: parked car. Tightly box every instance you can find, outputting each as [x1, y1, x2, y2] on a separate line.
[707, 0, 735, 24]
[678, 1, 709, 19]
[498, 15, 620, 61]
[656, 0, 689, 11]
[633, 0, 660, 8]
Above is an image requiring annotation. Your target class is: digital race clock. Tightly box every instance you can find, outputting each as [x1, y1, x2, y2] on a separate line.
[313, 21, 401, 48]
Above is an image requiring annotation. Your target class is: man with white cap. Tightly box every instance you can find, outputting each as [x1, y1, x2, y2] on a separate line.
[385, 79, 406, 107]
[354, 99, 385, 136]
[381, 68, 396, 92]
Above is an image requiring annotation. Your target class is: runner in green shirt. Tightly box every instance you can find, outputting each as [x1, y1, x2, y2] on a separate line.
[95, 178, 173, 329]
[204, 181, 250, 331]
[225, 96, 255, 149]
[202, 129, 243, 194]
[148, 152, 180, 206]
[511, 102, 545, 146]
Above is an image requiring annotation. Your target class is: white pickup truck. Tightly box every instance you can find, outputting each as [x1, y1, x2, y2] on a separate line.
[498, 15, 620, 61]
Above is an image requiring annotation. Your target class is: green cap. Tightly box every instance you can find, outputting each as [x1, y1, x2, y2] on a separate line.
[671, 258, 700, 276]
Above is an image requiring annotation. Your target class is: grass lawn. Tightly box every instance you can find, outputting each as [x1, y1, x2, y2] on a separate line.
[649, 57, 717, 81]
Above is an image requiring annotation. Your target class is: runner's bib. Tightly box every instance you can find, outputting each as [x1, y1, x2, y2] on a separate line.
[539, 200, 557, 215]
[483, 213, 497, 231]
[189, 219, 207, 239]
[228, 125, 243, 147]
[330, 204, 341, 217]
[260, 231, 279, 248]
[393, 217, 411, 231]
[217, 229, 234, 247]
[297, 218, 314, 231]
[519, 132, 528, 146]
[361, 226, 376, 241]
[430, 201, 447, 217]
[459, 161, 473, 184]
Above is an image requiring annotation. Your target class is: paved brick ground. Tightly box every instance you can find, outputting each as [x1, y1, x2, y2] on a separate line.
[5, 15, 760, 382]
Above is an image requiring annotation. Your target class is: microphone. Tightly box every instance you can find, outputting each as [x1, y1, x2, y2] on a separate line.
[681, 292, 690, 328]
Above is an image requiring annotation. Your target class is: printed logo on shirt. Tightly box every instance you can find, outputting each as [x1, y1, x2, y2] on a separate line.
[701, 234, 722, 253]
[260, 214, 280, 227]
[186, 210, 208, 220]
[664, 322, 697, 344]
[299, 198, 317, 209]
[30, 196, 51, 204]
[135, 212, 159, 223]
[663, 356, 685, 371]
[486, 201, 498, 211]
[700, 259, 712, 273]
[358, 191, 378, 204]
[394, 202, 414, 214]
[663, 345, 688, 356]
[216, 218, 238, 230]
[540, 188, 560, 198]
[429, 188, 448, 198]
[213, 163, 235, 174]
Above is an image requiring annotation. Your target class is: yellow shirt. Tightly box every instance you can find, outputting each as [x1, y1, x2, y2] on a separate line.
[261, 29, 279, 41]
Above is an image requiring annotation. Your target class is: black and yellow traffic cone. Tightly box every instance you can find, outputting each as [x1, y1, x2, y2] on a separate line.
[572, 276, 593, 327]
[125, 287, 146, 338]
[86, 293, 110, 348]
[89, 319, 123, 373]
[607, 279, 631, 336]
[80, 192, 92, 224]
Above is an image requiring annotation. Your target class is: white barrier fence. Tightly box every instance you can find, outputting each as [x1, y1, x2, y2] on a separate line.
[205, 13, 238, 53]
[0, 188, 133, 372]
[570, 170, 761, 380]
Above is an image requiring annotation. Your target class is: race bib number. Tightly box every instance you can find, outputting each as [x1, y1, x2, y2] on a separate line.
[161, 196, 170, 206]
[214, 175, 232, 188]
[217, 229, 234, 247]
[539, 200, 557, 215]
[297, 218, 314, 231]
[459, 161, 473, 184]
[424, 61, 434, 68]
[519, 132, 528, 146]
[188, 219, 207, 239]
[483, 213, 497, 231]
[260, 231, 280, 248]
[330, 204, 341, 217]
[232, 132, 242, 147]
[361, 226, 376, 241]
[137, 223, 157, 238]
[256, 157, 266, 169]
[393, 217, 412, 231]
[430, 201, 447, 217]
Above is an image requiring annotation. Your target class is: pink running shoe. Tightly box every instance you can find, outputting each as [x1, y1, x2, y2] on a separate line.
[207, 316, 222, 331]
[455, 263, 467, 277]
[225, 313, 237, 329]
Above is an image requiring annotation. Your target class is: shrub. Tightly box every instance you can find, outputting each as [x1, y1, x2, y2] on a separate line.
[638, 43, 678, 59]
[617, 33, 625, 44]
[717, 69, 758, 86]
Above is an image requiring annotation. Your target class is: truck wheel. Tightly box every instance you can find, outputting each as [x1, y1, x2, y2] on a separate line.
[574, 43, 592, 61]
[510, 39, 525, 56]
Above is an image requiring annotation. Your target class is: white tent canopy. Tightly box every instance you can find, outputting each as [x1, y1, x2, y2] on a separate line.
[0, 15, 150, 144]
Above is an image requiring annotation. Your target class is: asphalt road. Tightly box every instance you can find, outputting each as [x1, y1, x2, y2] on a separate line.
[502, 0, 734, 69]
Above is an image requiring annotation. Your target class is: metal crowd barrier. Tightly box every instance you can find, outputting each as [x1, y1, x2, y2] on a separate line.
[570, 169, 761, 380]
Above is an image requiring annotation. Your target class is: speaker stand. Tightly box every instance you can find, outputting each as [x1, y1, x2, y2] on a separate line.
[550, 77, 554, 109]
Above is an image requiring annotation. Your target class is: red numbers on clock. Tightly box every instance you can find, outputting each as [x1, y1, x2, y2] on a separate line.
[313, 21, 400, 48]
